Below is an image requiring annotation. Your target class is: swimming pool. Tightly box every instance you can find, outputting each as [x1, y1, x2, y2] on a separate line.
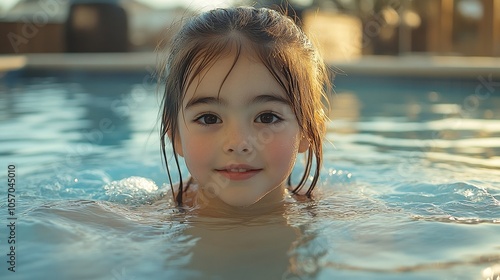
[0, 66, 499, 279]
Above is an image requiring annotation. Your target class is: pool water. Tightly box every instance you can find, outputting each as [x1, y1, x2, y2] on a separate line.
[0, 70, 499, 280]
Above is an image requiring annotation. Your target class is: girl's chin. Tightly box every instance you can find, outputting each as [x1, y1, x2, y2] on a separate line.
[218, 190, 284, 209]
[193, 183, 286, 213]
[219, 194, 262, 208]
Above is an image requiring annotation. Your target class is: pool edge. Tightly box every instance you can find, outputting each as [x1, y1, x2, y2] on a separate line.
[1, 53, 499, 78]
[0, 55, 27, 72]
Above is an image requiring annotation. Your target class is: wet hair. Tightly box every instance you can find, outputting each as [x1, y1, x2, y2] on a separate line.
[158, 6, 331, 206]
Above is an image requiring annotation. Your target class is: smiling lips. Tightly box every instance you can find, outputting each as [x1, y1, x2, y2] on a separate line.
[215, 165, 262, 180]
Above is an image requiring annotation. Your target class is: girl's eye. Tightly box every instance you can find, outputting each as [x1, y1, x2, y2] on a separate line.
[195, 114, 221, 125]
[256, 112, 282, 124]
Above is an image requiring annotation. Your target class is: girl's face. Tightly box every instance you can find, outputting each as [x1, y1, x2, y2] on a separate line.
[174, 50, 309, 207]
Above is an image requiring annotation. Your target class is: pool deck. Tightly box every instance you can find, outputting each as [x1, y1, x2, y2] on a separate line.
[1, 53, 500, 78]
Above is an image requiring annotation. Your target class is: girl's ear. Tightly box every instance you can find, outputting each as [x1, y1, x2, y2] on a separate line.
[168, 130, 184, 157]
[298, 135, 310, 153]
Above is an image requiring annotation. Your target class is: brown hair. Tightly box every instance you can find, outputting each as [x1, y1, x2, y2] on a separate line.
[158, 6, 331, 206]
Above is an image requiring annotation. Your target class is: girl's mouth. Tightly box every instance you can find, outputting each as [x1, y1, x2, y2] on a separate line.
[215, 165, 262, 181]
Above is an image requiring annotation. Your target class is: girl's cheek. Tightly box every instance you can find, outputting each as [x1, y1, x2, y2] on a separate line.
[183, 140, 212, 178]
[185, 138, 212, 158]
[266, 135, 299, 160]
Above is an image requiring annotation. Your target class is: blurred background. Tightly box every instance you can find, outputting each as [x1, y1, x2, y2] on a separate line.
[0, 0, 499, 59]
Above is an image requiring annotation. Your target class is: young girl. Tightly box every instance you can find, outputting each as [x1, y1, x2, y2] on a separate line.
[158, 6, 331, 212]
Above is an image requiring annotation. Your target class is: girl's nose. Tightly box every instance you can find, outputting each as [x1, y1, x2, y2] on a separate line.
[223, 124, 253, 154]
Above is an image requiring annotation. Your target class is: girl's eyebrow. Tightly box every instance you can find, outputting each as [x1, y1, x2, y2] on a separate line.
[251, 94, 290, 106]
[185, 96, 225, 109]
[185, 94, 289, 109]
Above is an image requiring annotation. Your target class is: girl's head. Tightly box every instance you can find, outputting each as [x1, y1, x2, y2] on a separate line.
[159, 6, 330, 206]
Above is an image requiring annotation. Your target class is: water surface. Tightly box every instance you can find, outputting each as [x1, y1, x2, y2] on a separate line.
[0, 70, 499, 280]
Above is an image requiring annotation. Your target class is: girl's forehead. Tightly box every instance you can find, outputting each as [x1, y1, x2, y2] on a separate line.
[182, 50, 288, 106]
[184, 48, 268, 92]
[191, 45, 262, 75]
[187, 34, 271, 77]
